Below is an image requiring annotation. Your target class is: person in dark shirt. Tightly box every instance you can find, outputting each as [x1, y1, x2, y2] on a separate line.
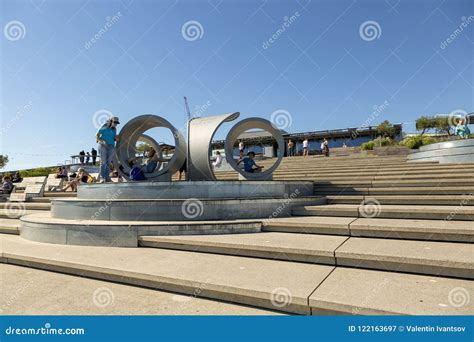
[91, 148, 98, 165]
[237, 152, 264, 173]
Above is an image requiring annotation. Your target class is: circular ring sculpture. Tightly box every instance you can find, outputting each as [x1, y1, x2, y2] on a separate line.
[188, 112, 240, 181]
[224, 118, 284, 180]
[114, 114, 186, 181]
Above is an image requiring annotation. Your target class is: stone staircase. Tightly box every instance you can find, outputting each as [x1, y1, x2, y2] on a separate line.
[1, 154, 473, 315]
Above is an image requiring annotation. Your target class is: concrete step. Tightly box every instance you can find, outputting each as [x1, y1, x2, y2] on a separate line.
[140, 234, 473, 279]
[309, 267, 474, 315]
[0, 209, 46, 219]
[44, 191, 77, 198]
[327, 195, 474, 206]
[139, 233, 349, 265]
[0, 202, 50, 210]
[263, 216, 473, 242]
[1, 234, 471, 315]
[335, 237, 473, 279]
[0, 263, 281, 315]
[292, 204, 474, 221]
[0, 218, 20, 235]
[0, 234, 333, 314]
[314, 186, 474, 196]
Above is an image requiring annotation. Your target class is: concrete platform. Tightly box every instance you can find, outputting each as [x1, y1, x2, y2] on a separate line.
[139, 232, 349, 264]
[335, 237, 474, 279]
[0, 219, 20, 235]
[309, 267, 474, 315]
[327, 195, 474, 206]
[20, 213, 262, 247]
[0, 234, 334, 314]
[50, 196, 326, 221]
[77, 181, 314, 200]
[0, 264, 281, 315]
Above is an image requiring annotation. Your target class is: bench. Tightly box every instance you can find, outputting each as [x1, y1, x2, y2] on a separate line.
[9, 192, 27, 202]
[24, 184, 45, 200]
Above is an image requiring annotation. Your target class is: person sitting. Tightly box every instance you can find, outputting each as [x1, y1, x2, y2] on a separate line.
[61, 168, 92, 192]
[129, 160, 145, 181]
[144, 147, 159, 173]
[55, 166, 68, 179]
[237, 151, 264, 173]
[12, 171, 23, 183]
[0, 176, 14, 194]
[455, 118, 471, 139]
[212, 151, 223, 169]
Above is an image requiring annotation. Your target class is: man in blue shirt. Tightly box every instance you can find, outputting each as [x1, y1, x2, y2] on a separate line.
[237, 151, 264, 173]
[96, 116, 120, 182]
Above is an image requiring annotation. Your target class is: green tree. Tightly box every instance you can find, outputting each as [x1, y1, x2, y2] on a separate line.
[0, 155, 8, 169]
[415, 116, 437, 135]
[434, 117, 453, 136]
[376, 120, 396, 138]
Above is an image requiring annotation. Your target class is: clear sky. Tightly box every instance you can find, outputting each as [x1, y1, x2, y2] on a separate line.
[1, 0, 472, 170]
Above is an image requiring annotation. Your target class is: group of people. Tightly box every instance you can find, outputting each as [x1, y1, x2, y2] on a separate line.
[78, 148, 98, 165]
[0, 172, 23, 195]
[287, 138, 330, 157]
[455, 118, 471, 139]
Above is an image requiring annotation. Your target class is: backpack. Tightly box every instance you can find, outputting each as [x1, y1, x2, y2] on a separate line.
[130, 166, 145, 181]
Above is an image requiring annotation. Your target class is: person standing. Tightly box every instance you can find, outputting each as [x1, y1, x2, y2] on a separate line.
[79, 150, 85, 164]
[96, 117, 120, 183]
[238, 140, 245, 158]
[302, 138, 309, 158]
[91, 148, 97, 165]
[85, 152, 91, 165]
[323, 137, 330, 157]
[287, 139, 294, 157]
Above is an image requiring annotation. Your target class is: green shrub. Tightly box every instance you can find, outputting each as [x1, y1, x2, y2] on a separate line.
[361, 141, 375, 150]
[20, 167, 57, 177]
[399, 135, 440, 149]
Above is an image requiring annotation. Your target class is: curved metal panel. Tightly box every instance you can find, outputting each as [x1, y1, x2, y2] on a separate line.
[114, 114, 186, 181]
[224, 118, 284, 180]
[188, 112, 240, 181]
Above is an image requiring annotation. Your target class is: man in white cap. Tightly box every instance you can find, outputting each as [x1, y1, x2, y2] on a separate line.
[96, 116, 120, 182]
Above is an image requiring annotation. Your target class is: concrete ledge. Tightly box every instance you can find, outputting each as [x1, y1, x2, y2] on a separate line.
[50, 196, 327, 221]
[20, 214, 262, 247]
[335, 237, 474, 279]
[309, 267, 474, 315]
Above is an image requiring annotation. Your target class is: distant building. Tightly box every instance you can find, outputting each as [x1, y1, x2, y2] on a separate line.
[212, 124, 403, 157]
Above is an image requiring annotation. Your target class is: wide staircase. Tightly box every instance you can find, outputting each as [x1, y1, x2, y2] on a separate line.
[1, 154, 473, 315]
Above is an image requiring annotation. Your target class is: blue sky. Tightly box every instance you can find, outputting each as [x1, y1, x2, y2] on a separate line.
[1, 0, 472, 170]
